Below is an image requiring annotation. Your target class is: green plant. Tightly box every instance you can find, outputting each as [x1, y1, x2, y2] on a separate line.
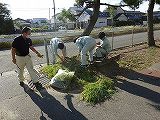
[41, 64, 62, 79]
[0, 42, 11, 50]
[81, 76, 115, 104]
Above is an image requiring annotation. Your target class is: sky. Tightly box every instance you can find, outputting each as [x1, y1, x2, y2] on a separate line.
[0, 0, 160, 20]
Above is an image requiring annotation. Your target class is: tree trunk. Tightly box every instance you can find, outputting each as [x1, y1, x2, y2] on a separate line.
[82, 0, 100, 36]
[147, 0, 155, 46]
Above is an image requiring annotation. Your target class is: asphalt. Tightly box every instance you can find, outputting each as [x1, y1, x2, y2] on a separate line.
[0, 61, 160, 120]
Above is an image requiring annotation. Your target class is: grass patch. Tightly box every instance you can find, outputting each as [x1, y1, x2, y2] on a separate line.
[117, 44, 160, 70]
[41, 57, 116, 104]
[41, 64, 62, 79]
[0, 42, 12, 50]
[0, 39, 50, 50]
[81, 76, 115, 104]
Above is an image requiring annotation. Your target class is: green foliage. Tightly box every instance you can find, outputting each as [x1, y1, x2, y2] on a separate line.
[122, 0, 143, 9]
[0, 41, 11, 50]
[32, 40, 44, 45]
[58, 9, 76, 23]
[41, 57, 115, 104]
[81, 76, 115, 104]
[0, 3, 14, 35]
[75, 0, 86, 6]
[156, 0, 160, 4]
[106, 6, 116, 17]
[41, 64, 62, 79]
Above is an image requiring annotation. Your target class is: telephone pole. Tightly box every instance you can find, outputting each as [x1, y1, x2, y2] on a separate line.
[53, 0, 56, 31]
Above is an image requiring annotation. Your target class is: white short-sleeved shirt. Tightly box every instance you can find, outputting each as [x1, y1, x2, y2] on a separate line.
[50, 37, 63, 54]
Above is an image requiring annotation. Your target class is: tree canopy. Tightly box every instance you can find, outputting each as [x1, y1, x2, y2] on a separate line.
[58, 9, 76, 23]
[0, 3, 14, 35]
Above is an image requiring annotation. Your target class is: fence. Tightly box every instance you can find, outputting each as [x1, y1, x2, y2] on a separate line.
[42, 25, 160, 65]
[0, 24, 160, 64]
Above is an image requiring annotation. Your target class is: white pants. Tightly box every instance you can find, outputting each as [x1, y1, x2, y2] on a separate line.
[81, 41, 96, 65]
[49, 45, 56, 64]
[94, 47, 107, 58]
[16, 55, 39, 83]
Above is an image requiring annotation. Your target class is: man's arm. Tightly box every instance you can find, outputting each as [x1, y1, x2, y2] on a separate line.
[11, 47, 16, 64]
[61, 46, 66, 59]
[29, 46, 43, 58]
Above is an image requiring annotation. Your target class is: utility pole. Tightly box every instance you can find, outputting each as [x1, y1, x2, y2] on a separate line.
[49, 8, 51, 20]
[53, 0, 56, 31]
[49, 8, 52, 30]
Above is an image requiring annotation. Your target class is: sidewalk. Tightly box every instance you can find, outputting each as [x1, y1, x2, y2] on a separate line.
[0, 63, 160, 120]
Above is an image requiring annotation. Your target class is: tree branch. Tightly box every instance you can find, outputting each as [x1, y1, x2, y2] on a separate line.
[74, 6, 89, 17]
[100, 3, 129, 7]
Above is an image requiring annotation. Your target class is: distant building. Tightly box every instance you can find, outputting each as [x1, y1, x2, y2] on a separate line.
[153, 11, 160, 20]
[32, 18, 49, 27]
[114, 7, 144, 21]
[69, 6, 110, 28]
[113, 7, 145, 25]
[50, 12, 76, 30]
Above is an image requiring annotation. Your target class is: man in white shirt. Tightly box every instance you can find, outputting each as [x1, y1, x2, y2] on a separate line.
[50, 37, 66, 64]
[94, 32, 111, 59]
[74, 36, 96, 67]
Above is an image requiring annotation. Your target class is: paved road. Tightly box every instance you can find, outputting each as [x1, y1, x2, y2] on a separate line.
[0, 31, 160, 120]
[1, 30, 160, 73]
[0, 65, 159, 120]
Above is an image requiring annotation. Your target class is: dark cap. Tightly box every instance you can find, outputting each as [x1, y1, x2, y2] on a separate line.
[98, 32, 106, 39]
[58, 43, 64, 49]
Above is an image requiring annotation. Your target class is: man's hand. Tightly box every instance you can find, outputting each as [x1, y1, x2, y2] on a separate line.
[12, 59, 16, 64]
[37, 52, 43, 58]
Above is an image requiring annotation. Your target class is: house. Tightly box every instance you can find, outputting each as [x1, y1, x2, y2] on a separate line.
[30, 18, 49, 28]
[114, 7, 144, 21]
[69, 6, 110, 28]
[50, 13, 75, 30]
[153, 11, 160, 20]
[113, 7, 145, 25]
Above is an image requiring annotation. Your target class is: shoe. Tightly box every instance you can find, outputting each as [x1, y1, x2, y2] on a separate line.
[19, 82, 24, 87]
[33, 82, 43, 90]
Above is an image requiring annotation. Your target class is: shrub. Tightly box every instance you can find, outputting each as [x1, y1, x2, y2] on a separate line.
[81, 76, 115, 104]
[41, 64, 62, 79]
[0, 42, 11, 50]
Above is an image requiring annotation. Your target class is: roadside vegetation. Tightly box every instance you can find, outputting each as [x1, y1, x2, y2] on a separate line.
[117, 42, 160, 71]
[41, 57, 115, 104]
[1, 24, 160, 49]
[41, 41, 160, 104]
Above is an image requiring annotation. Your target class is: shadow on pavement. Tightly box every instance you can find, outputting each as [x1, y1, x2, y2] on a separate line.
[147, 103, 160, 111]
[23, 85, 87, 120]
[95, 60, 160, 104]
[117, 78, 160, 104]
[119, 67, 160, 87]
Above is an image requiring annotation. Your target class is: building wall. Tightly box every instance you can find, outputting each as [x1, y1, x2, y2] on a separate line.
[95, 18, 107, 28]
